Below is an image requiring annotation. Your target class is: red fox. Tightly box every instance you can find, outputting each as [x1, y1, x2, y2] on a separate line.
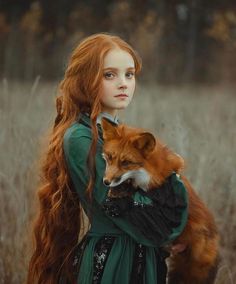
[101, 118, 219, 284]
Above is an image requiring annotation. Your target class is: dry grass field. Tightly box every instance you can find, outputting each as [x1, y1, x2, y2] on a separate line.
[0, 79, 235, 283]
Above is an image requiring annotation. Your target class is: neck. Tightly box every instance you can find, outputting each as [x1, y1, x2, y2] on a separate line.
[100, 107, 118, 118]
[101, 111, 118, 118]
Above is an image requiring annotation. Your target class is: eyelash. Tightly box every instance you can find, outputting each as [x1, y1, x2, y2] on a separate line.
[104, 72, 135, 79]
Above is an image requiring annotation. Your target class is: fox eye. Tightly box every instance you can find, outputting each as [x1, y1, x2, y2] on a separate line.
[121, 160, 132, 167]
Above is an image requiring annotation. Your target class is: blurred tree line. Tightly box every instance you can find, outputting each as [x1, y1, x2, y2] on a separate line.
[0, 0, 236, 84]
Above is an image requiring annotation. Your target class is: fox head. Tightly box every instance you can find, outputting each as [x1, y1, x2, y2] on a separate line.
[101, 118, 184, 191]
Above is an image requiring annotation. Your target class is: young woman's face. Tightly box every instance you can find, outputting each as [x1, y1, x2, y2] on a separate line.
[100, 48, 136, 116]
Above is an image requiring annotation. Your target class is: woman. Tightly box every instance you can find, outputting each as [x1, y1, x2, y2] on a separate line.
[27, 33, 188, 284]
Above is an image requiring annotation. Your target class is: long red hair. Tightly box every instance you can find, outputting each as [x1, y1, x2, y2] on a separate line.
[26, 33, 142, 283]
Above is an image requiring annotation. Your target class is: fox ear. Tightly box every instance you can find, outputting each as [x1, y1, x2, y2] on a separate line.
[132, 132, 156, 155]
[101, 118, 119, 141]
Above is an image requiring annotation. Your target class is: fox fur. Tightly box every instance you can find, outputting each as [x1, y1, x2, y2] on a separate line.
[101, 118, 219, 284]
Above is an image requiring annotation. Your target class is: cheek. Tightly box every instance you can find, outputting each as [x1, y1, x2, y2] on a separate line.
[128, 81, 136, 100]
[101, 80, 110, 94]
[129, 80, 136, 93]
[101, 81, 113, 101]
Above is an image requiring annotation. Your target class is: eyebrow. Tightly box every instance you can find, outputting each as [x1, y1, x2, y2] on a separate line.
[103, 67, 135, 71]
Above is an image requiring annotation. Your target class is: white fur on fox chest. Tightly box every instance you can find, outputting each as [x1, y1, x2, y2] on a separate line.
[110, 168, 151, 191]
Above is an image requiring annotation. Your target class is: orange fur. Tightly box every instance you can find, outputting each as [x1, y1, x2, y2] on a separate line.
[102, 119, 219, 284]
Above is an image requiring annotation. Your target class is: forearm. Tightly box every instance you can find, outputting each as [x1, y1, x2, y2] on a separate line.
[102, 172, 188, 247]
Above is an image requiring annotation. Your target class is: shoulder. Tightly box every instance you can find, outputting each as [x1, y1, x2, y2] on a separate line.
[63, 121, 92, 157]
[64, 121, 92, 142]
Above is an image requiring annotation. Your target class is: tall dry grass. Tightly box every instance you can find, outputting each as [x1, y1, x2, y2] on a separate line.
[0, 79, 235, 283]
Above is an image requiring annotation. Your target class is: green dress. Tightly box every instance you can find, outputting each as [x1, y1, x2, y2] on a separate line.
[62, 113, 188, 284]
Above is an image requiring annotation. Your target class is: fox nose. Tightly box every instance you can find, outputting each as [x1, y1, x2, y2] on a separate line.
[103, 178, 111, 187]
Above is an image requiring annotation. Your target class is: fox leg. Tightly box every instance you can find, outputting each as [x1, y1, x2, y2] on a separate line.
[168, 235, 219, 284]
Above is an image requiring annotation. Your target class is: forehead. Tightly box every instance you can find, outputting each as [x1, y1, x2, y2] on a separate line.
[103, 48, 135, 69]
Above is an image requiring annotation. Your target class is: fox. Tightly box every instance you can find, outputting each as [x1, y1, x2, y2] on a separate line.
[101, 118, 219, 284]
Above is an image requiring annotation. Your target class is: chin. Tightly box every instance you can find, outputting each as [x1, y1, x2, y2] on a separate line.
[117, 102, 130, 109]
[116, 106, 129, 111]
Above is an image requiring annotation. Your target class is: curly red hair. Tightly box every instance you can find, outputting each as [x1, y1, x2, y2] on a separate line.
[26, 33, 142, 283]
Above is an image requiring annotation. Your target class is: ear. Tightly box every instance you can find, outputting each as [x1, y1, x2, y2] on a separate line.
[101, 118, 119, 141]
[131, 132, 156, 156]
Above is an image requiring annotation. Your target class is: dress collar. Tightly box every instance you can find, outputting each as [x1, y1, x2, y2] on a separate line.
[78, 112, 120, 129]
[77, 113, 120, 142]
[96, 112, 120, 126]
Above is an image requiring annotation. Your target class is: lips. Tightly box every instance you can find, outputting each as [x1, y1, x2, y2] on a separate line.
[114, 94, 128, 98]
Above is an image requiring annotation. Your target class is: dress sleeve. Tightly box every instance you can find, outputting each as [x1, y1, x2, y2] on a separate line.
[63, 131, 188, 247]
[63, 132, 108, 204]
[125, 174, 188, 246]
[102, 173, 188, 247]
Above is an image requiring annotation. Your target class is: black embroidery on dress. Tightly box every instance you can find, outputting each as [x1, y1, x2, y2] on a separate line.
[72, 234, 90, 277]
[102, 196, 134, 217]
[92, 235, 116, 284]
[130, 243, 146, 284]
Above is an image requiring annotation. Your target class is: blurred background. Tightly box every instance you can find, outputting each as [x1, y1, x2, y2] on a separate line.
[0, 1, 235, 283]
[1, 0, 236, 83]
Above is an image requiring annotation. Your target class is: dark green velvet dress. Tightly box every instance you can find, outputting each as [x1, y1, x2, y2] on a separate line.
[62, 113, 188, 284]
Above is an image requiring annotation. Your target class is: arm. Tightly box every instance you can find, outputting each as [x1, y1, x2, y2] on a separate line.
[63, 129, 188, 247]
[63, 130, 157, 246]
[103, 173, 188, 246]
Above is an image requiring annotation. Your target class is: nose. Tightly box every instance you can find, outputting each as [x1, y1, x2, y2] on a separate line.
[118, 77, 128, 90]
[103, 178, 111, 186]
[119, 84, 127, 90]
